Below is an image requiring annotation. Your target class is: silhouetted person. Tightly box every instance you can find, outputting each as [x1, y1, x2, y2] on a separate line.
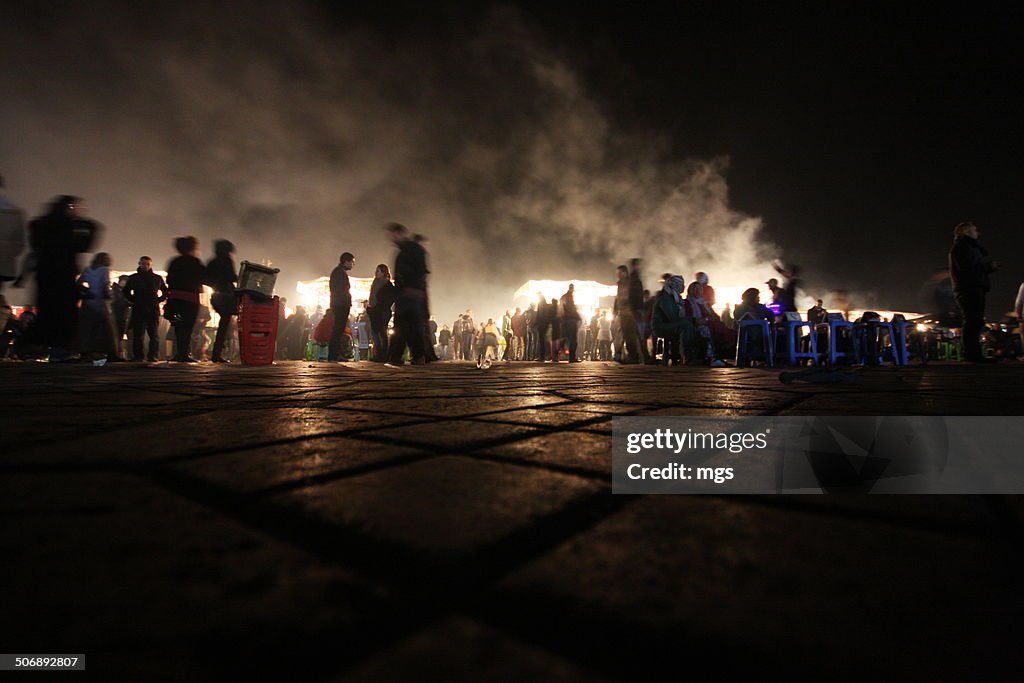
[165, 236, 208, 363]
[124, 256, 167, 361]
[0, 174, 26, 291]
[534, 298, 555, 362]
[368, 263, 395, 361]
[386, 223, 429, 364]
[614, 263, 645, 364]
[807, 299, 827, 325]
[772, 262, 801, 314]
[949, 221, 997, 362]
[111, 274, 130, 358]
[206, 239, 238, 363]
[328, 252, 355, 361]
[29, 196, 101, 361]
[561, 284, 582, 362]
[461, 309, 476, 360]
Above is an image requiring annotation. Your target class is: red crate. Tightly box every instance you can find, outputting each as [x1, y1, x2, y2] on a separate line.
[239, 295, 280, 365]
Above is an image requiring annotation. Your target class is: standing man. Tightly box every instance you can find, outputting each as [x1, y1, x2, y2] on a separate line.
[386, 223, 429, 364]
[614, 262, 646, 364]
[949, 221, 997, 363]
[502, 309, 513, 361]
[461, 309, 476, 360]
[560, 284, 582, 363]
[111, 275, 131, 359]
[807, 299, 827, 325]
[511, 307, 524, 360]
[124, 256, 167, 361]
[329, 252, 355, 362]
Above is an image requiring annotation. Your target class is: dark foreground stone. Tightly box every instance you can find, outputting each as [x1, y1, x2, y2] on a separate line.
[1, 360, 1022, 680]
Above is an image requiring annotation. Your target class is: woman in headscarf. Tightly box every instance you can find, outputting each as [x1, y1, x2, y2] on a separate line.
[29, 195, 101, 361]
[652, 275, 698, 365]
[683, 281, 726, 366]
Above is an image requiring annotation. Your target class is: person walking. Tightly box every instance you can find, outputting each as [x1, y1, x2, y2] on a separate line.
[328, 252, 355, 362]
[27, 196, 101, 360]
[385, 223, 430, 364]
[124, 256, 167, 361]
[614, 263, 645, 364]
[206, 239, 238, 363]
[949, 221, 998, 362]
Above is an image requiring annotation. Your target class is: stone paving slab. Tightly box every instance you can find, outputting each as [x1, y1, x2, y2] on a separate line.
[2, 360, 1024, 678]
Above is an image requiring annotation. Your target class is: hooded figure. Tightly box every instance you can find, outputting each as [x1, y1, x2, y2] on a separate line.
[652, 275, 698, 364]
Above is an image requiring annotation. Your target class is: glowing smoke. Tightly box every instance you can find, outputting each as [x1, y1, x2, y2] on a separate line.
[0, 1, 781, 320]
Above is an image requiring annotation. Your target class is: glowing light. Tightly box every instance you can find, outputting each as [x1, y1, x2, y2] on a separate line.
[296, 276, 374, 313]
[513, 280, 618, 320]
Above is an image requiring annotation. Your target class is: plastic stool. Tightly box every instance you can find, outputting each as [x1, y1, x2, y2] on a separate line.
[854, 321, 899, 365]
[890, 318, 912, 366]
[736, 319, 774, 367]
[819, 319, 855, 366]
[784, 320, 818, 366]
[937, 340, 962, 361]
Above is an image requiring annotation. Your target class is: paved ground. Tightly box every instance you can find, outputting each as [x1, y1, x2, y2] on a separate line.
[2, 360, 1023, 680]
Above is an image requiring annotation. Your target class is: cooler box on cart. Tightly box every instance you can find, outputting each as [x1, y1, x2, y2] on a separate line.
[236, 261, 281, 366]
[239, 294, 280, 365]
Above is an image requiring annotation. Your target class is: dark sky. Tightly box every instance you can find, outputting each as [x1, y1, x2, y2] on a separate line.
[336, 0, 1024, 312]
[3, 1, 1022, 317]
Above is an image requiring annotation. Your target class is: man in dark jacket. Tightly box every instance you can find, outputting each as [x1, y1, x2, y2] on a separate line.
[29, 196, 101, 360]
[615, 261, 650, 364]
[949, 221, 998, 362]
[328, 252, 355, 361]
[123, 255, 167, 361]
[560, 284, 582, 362]
[386, 223, 430, 364]
[206, 239, 238, 363]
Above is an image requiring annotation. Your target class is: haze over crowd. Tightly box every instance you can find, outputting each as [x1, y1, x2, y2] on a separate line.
[2, 0, 793, 320]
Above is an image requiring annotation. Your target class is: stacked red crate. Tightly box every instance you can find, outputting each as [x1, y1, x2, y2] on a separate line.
[238, 294, 280, 365]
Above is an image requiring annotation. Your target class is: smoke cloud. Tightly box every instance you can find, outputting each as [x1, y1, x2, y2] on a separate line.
[0, 1, 780, 320]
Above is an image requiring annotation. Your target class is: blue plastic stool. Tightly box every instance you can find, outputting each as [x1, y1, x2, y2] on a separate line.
[819, 317, 855, 366]
[736, 319, 774, 367]
[854, 321, 899, 365]
[784, 320, 819, 366]
[890, 318, 912, 366]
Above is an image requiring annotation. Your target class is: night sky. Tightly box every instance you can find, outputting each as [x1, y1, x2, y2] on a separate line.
[2, 1, 1022, 318]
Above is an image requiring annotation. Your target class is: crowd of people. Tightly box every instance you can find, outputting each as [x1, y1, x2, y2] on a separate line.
[0, 177, 1019, 366]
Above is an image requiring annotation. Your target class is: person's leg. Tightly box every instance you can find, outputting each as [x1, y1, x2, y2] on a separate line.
[957, 291, 986, 360]
[145, 317, 159, 360]
[328, 306, 347, 361]
[212, 311, 231, 360]
[131, 317, 145, 360]
[567, 321, 579, 361]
